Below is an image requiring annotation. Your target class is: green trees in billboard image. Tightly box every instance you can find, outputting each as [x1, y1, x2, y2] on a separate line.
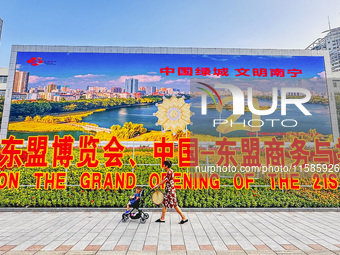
[109, 122, 147, 139]
[9, 97, 162, 120]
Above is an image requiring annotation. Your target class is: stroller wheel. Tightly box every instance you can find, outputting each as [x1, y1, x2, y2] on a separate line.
[144, 213, 149, 219]
[122, 214, 128, 222]
[140, 216, 146, 224]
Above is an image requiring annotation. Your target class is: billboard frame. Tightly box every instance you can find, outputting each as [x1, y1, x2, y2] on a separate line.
[1, 45, 338, 142]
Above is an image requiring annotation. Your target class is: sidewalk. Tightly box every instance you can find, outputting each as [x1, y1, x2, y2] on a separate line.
[0, 211, 339, 255]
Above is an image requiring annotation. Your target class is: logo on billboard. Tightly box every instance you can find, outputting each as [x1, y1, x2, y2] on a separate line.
[27, 57, 43, 66]
[199, 82, 312, 116]
[27, 57, 56, 66]
[196, 82, 312, 134]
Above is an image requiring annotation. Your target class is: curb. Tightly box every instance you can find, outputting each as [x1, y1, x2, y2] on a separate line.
[0, 207, 339, 212]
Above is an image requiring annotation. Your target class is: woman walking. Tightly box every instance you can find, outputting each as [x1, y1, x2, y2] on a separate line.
[153, 160, 188, 224]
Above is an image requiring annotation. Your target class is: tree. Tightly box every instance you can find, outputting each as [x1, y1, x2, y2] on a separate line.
[110, 122, 147, 139]
[33, 116, 41, 122]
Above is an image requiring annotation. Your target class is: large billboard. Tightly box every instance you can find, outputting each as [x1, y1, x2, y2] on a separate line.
[0, 46, 337, 142]
[0, 46, 339, 210]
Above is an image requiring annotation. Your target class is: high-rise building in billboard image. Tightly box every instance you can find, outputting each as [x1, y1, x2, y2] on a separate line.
[125, 78, 138, 93]
[146, 86, 156, 95]
[13, 70, 29, 93]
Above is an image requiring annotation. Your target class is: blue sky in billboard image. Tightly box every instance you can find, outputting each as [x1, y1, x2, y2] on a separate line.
[1, 0, 340, 67]
[16, 52, 327, 92]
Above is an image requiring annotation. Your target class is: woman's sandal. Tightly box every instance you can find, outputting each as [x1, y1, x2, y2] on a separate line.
[155, 219, 165, 223]
[179, 219, 188, 224]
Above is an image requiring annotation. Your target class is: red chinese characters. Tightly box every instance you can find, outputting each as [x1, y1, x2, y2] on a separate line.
[235, 68, 250, 77]
[26, 136, 48, 167]
[264, 137, 285, 166]
[270, 68, 285, 77]
[178, 138, 198, 167]
[216, 138, 237, 166]
[213, 68, 229, 76]
[77, 135, 100, 168]
[289, 138, 309, 167]
[160, 66, 175, 76]
[2, 134, 340, 171]
[160, 67, 302, 78]
[253, 68, 267, 77]
[153, 137, 174, 165]
[287, 69, 302, 77]
[178, 67, 193, 76]
[241, 138, 260, 167]
[314, 139, 334, 165]
[52, 135, 75, 168]
[196, 67, 211, 76]
[103, 136, 125, 168]
[0, 135, 24, 169]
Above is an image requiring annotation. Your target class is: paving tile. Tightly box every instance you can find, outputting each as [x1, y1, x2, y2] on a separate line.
[100, 240, 117, 251]
[308, 244, 327, 250]
[226, 245, 243, 250]
[245, 251, 277, 255]
[304, 251, 337, 255]
[157, 251, 187, 255]
[253, 244, 270, 250]
[96, 252, 127, 255]
[65, 252, 97, 255]
[70, 240, 93, 251]
[1, 211, 340, 254]
[126, 251, 156, 255]
[275, 252, 306, 255]
[200, 245, 214, 250]
[4, 250, 36, 255]
[55, 245, 73, 251]
[0, 245, 15, 251]
[281, 244, 299, 250]
[114, 245, 129, 251]
[4, 252, 37, 255]
[216, 252, 247, 255]
[127, 240, 143, 251]
[35, 252, 67, 255]
[172, 245, 186, 250]
[84, 245, 101, 251]
[187, 251, 217, 255]
[143, 245, 157, 250]
[26, 245, 45, 251]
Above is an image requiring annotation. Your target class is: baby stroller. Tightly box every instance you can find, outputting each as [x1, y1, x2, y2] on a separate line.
[121, 189, 151, 224]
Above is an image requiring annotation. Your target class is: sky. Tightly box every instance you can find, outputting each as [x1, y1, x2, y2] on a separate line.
[1, 0, 340, 68]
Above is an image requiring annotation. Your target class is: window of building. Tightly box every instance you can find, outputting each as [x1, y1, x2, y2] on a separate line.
[334, 80, 340, 88]
[0, 76, 7, 83]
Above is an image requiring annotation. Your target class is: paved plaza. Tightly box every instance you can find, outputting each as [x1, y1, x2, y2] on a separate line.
[0, 210, 339, 255]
